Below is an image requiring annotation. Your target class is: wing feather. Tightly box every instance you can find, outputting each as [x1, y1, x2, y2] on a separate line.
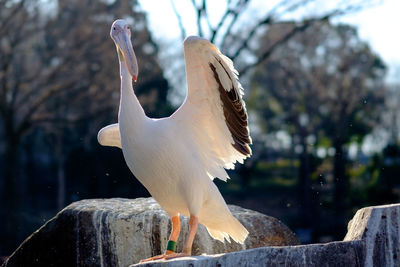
[171, 36, 252, 181]
[97, 123, 122, 148]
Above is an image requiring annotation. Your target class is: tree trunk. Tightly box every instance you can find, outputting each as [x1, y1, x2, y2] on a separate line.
[56, 133, 66, 211]
[298, 136, 312, 228]
[1, 135, 21, 254]
[333, 139, 348, 235]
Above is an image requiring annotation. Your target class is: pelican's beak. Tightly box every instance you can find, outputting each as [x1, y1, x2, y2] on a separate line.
[114, 31, 138, 82]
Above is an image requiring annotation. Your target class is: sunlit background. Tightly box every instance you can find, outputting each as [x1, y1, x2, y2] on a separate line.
[1, 0, 399, 261]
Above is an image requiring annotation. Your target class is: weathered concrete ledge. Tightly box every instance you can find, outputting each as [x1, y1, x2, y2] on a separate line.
[4, 199, 400, 266]
[344, 203, 400, 266]
[3, 198, 298, 267]
[133, 241, 364, 267]
[133, 203, 400, 267]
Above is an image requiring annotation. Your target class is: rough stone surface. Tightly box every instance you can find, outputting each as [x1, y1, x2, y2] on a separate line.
[344, 203, 400, 266]
[7, 200, 400, 267]
[132, 241, 364, 267]
[131, 203, 400, 267]
[3, 197, 299, 267]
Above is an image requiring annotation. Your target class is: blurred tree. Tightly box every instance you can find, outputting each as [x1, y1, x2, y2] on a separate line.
[0, 0, 43, 252]
[251, 21, 386, 238]
[171, 0, 379, 75]
[368, 144, 400, 204]
[249, 22, 325, 232]
[0, 0, 171, 255]
[166, 0, 380, 193]
[382, 83, 400, 145]
[315, 24, 386, 227]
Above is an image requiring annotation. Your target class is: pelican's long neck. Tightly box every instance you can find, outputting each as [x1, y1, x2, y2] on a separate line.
[118, 60, 147, 126]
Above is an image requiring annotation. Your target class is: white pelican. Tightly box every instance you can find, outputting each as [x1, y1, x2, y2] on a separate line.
[98, 19, 252, 262]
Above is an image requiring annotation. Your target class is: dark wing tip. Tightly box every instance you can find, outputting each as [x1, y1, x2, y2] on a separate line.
[209, 60, 251, 157]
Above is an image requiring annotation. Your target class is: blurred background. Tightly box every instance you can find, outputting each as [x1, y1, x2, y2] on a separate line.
[1, 0, 399, 260]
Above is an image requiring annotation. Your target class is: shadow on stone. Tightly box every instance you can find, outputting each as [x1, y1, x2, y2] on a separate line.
[2, 198, 298, 267]
[3, 199, 400, 266]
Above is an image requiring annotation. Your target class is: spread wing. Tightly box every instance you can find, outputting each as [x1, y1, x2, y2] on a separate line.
[170, 36, 252, 181]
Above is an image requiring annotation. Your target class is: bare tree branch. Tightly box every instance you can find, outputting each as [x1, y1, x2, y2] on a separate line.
[200, 0, 211, 35]
[238, 16, 327, 75]
[170, 0, 187, 41]
[220, 0, 250, 50]
[180, 0, 381, 77]
[210, 6, 232, 43]
[227, 0, 315, 61]
[0, 0, 26, 35]
[235, 0, 377, 76]
[191, 0, 204, 37]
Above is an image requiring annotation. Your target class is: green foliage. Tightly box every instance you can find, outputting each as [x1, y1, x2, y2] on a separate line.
[348, 144, 400, 208]
[250, 21, 386, 146]
[247, 20, 388, 235]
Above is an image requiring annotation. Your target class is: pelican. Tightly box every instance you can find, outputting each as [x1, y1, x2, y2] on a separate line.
[98, 19, 252, 262]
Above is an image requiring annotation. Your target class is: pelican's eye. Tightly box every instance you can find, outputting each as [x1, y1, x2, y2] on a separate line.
[113, 27, 117, 30]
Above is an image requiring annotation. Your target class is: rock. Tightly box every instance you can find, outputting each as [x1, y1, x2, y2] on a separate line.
[132, 241, 364, 267]
[132, 203, 400, 267]
[3, 197, 299, 267]
[344, 203, 400, 266]
[5, 200, 400, 267]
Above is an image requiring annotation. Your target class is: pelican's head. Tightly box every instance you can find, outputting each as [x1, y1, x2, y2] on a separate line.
[110, 19, 138, 82]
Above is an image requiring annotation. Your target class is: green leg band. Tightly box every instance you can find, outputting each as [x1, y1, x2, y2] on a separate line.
[166, 240, 177, 252]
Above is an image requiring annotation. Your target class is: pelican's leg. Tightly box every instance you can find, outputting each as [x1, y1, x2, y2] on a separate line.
[139, 214, 199, 262]
[166, 215, 181, 254]
[140, 215, 181, 262]
[181, 214, 198, 255]
[158, 214, 199, 260]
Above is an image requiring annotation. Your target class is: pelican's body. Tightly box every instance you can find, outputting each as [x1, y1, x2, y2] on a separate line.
[119, 104, 210, 220]
[98, 20, 252, 260]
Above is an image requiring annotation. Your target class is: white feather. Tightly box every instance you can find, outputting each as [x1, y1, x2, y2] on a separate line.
[97, 123, 122, 148]
[171, 36, 252, 182]
[99, 34, 250, 244]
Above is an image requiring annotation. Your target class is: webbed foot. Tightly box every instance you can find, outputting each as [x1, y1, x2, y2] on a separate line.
[139, 252, 189, 263]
